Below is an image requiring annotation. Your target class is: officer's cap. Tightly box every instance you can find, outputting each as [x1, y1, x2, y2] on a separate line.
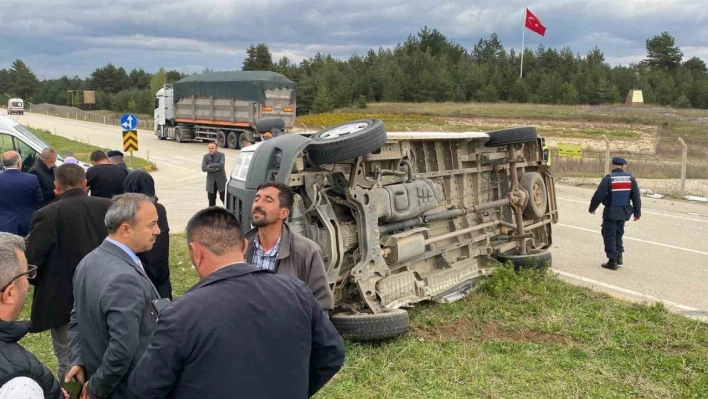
[611, 156, 627, 165]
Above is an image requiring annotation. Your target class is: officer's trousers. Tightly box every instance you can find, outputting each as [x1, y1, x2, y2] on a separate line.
[601, 219, 625, 259]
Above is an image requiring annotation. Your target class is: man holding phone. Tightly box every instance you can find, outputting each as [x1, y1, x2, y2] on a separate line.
[65, 193, 163, 399]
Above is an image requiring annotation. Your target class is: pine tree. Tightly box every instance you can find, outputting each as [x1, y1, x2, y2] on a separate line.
[312, 84, 334, 114]
[645, 32, 683, 70]
[243, 44, 274, 71]
[9, 59, 39, 99]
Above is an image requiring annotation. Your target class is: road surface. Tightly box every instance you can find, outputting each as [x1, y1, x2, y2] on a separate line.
[12, 112, 708, 320]
[15, 112, 242, 232]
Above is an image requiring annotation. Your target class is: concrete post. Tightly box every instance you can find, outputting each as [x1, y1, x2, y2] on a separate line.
[602, 135, 610, 176]
[678, 138, 687, 198]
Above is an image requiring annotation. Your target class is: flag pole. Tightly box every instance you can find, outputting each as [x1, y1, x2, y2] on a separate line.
[520, 7, 526, 78]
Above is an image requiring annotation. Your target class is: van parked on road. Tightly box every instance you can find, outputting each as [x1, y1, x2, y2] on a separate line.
[0, 114, 90, 172]
[7, 98, 24, 115]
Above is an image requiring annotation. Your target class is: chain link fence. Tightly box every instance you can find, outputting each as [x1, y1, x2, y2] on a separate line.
[28, 103, 155, 130]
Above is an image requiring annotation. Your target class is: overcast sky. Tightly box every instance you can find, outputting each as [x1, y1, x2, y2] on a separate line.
[1, 0, 707, 80]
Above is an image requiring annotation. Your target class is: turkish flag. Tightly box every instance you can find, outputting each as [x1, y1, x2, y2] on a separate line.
[525, 8, 546, 36]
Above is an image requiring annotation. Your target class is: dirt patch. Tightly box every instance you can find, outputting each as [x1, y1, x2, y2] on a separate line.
[442, 116, 659, 154]
[413, 319, 580, 345]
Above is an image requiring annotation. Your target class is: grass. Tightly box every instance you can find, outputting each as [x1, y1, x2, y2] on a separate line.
[19, 234, 708, 398]
[341, 102, 708, 125]
[28, 127, 154, 170]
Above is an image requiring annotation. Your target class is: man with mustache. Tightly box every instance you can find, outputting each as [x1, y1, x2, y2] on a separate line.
[65, 193, 162, 399]
[245, 182, 334, 313]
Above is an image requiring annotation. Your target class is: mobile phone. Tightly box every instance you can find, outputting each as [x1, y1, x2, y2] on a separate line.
[151, 298, 171, 315]
[61, 378, 82, 399]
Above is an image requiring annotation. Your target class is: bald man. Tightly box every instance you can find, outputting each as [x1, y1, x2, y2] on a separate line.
[0, 151, 43, 236]
[28, 148, 57, 208]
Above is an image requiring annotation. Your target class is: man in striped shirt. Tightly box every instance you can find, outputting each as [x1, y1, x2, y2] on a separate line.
[589, 157, 642, 270]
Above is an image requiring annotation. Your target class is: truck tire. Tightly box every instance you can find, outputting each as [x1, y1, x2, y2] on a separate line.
[497, 249, 552, 271]
[306, 119, 387, 165]
[330, 308, 409, 341]
[155, 125, 166, 140]
[217, 130, 227, 148]
[483, 126, 538, 147]
[227, 132, 239, 149]
[239, 132, 251, 149]
[520, 172, 547, 218]
[174, 126, 184, 143]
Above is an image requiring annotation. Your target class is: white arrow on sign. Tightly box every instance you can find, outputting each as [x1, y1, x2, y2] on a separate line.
[122, 115, 134, 130]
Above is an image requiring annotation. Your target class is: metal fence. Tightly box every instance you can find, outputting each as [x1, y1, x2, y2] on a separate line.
[28, 103, 155, 130]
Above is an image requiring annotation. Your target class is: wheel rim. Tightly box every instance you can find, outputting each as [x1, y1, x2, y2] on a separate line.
[320, 122, 369, 140]
[533, 182, 543, 208]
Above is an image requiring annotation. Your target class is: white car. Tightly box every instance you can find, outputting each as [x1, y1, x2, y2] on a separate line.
[0, 114, 91, 172]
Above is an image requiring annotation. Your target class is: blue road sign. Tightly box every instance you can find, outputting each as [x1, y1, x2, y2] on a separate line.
[120, 113, 139, 131]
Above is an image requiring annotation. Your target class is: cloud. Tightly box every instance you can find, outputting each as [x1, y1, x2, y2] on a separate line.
[1, 0, 706, 79]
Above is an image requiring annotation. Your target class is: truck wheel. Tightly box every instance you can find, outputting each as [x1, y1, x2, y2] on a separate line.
[155, 125, 166, 140]
[227, 132, 238, 149]
[216, 130, 227, 148]
[497, 249, 552, 271]
[483, 126, 538, 147]
[174, 126, 184, 143]
[239, 132, 252, 149]
[330, 308, 409, 341]
[520, 172, 547, 218]
[306, 119, 387, 165]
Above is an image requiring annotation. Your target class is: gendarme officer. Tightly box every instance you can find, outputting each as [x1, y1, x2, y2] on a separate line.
[589, 156, 641, 270]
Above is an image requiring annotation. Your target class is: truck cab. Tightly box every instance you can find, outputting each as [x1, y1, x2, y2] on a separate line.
[7, 98, 24, 115]
[225, 119, 558, 341]
[154, 86, 175, 134]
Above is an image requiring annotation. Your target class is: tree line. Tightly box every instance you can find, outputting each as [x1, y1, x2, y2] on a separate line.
[1, 28, 706, 116]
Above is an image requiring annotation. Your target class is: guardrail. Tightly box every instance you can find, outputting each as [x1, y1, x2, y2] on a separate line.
[27, 103, 155, 130]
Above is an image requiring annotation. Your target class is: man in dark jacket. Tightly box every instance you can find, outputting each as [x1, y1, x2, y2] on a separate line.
[128, 207, 345, 399]
[589, 156, 641, 270]
[65, 193, 161, 399]
[124, 170, 172, 299]
[0, 151, 43, 236]
[24, 163, 111, 381]
[28, 147, 57, 208]
[0, 232, 65, 399]
[245, 181, 334, 312]
[86, 150, 128, 199]
[201, 142, 226, 206]
[107, 150, 128, 171]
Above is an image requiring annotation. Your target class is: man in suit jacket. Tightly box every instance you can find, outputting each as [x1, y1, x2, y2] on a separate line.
[123, 170, 172, 299]
[65, 193, 162, 399]
[24, 163, 111, 381]
[128, 207, 345, 399]
[28, 147, 57, 208]
[201, 142, 226, 207]
[0, 151, 43, 236]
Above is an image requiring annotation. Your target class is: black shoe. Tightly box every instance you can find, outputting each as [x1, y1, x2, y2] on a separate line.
[602, 259, 618, 270]
[617, 253, 623, 265]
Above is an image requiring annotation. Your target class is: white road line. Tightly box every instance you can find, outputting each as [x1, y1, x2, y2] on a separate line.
[552, 269, 701, 312]
[557, 223, 708, 256]
[558, 197, 708, 223]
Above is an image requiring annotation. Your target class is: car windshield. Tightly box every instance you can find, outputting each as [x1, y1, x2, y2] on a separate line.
[11, 123, 64, 161]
